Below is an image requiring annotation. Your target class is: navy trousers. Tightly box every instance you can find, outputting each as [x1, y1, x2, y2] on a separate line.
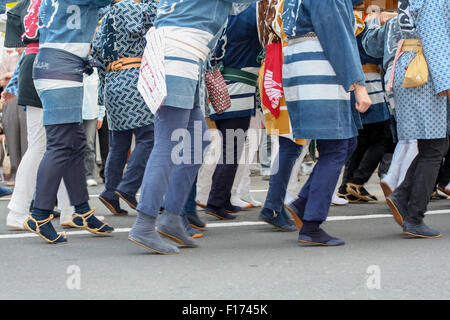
[264, 137, 303, 213]
[101, 124, 154, 200]
[34, 123, 89, 210]
[295, 138, 357, 222]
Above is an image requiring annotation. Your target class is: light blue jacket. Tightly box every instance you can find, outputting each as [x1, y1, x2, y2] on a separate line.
[155, 0, 257, 50]
[34, 0, 112, 126]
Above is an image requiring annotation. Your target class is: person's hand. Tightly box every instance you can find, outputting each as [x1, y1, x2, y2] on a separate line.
[379, 12, 390, 26]
[438, 90, 450, 98]
[1, 91, 16, 105]
[354, 84, 372, 113]
[0, 135, 6, 144]
[96, 120, 103, 130]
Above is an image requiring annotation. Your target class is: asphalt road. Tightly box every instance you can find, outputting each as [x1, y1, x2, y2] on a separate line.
[0, 177, 449, 300]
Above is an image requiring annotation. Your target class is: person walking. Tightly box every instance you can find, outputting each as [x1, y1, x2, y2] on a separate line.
[26, 0, 114, 243]
[385, 0, 450, 238]
[93, 0, 157, 216]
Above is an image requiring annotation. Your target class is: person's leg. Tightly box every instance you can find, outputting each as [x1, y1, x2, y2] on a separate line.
[7, 107, 46, 229]
[83, 119, 98, 182]
[116, 123, 155, 209]
[381, 140, 408, 196]
[97, 116, 109, 183]
[206, 116, 250, 217]
[437, 135, 450, 190]
[350, 121, 391, 186]
[287, 138, 357, 245]
[129, 105, 193, 254]
[397, 140, 418, 188]
[2, 98, 21, 182]
[260, 137, 303, 231]
[159, 107, 211, 245]
[99, 129, 132, 214]
[285, 140, 311, 203]
[406, 139, 448, 224]
[264, 137, 303, 213]
[337, 127, 369, 196]
[18, 105, 28, 158]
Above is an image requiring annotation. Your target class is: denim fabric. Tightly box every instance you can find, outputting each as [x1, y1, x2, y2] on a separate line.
[138, 105, 210, 217]
[264, 137, 303, 213]
[182, 176, 198, 215]
[295, 137, 357, 222]
[101, 124, 154, 200]
[34, 123, 89, 210]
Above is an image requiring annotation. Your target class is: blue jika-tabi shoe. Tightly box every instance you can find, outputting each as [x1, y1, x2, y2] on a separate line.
[99, 196, 128, 216]
[386, 195, 408, 226]
[66, 209, 114, 235]
[403, 221, 442, 238]
[115, 190, 138, 210]
[186, 211, 207, 230]
[205, 205, 236, 220]
[284, 200, 305, 230]
[259, 208, 297, 232]
[23, 215, 67, 244]
[298, 228, 345, 246]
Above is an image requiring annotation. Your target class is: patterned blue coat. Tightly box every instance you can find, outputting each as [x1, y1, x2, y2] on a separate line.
[93, 0, 156, 131]
[393, 0, 450, 140]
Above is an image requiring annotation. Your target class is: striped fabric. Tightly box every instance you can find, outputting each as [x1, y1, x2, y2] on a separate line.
[282, 38, 358, 140]
[209, 67, 258, 120]
[358, 71, 390, 125]
[159, 26, 212, 110]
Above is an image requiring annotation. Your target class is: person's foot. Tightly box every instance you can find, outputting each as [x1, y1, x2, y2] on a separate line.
[129, 213, 179, 254]
[331, 194, 348, 206]
[6, 211, 29, 231]
[195, 200, 207, 209]
[437, 183, 450, 196]
[430, 190, 447, 200]
[157, 211, 199, 247]
[259, 208, 297, 232]
[347, 183, 377, 201]
[280, 206, 296, 227]
[224, 203, 241, 214]
[182, 215, 203, 238]
[299, 228, 345, 246]
[99, 195, 128, 215]
[24, 214, 67, 244]
[298, 221, 345, 246]
[239, 193, 262, 207]
[115, 190, 138, 210]
[186, 211, 207, 230]
[67, 209, 114, 235]
[386, 195, 407, 226]
[336, 192, 368, 203]
[402, 221, 442, 238]
[86, 179, 98, 187]
[380, 178, 395, 198]
[205, 205, 236, 220]
[230, 195, 252, 209]
[284, 198, 305, 229]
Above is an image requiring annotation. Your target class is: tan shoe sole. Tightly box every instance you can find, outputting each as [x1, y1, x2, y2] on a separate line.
[386, 197, 404, 226]
[128, 237, 179, 255]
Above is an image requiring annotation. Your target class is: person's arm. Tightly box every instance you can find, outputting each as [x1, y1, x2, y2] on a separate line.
[1, 51, 24, 105]
[416, 0, 450, 96]
[361, 17, 386, 59]
[310, 0, 365, 92]
[310, 0, 371, 112]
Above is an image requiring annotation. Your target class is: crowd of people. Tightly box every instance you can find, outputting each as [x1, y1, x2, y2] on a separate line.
[0, 0, 448, 254]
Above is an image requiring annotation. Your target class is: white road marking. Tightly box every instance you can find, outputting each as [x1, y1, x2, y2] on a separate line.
[1, 210, 449, 240]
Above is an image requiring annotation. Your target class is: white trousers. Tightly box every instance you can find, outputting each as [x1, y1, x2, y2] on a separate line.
[7, 107, 73, 222]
